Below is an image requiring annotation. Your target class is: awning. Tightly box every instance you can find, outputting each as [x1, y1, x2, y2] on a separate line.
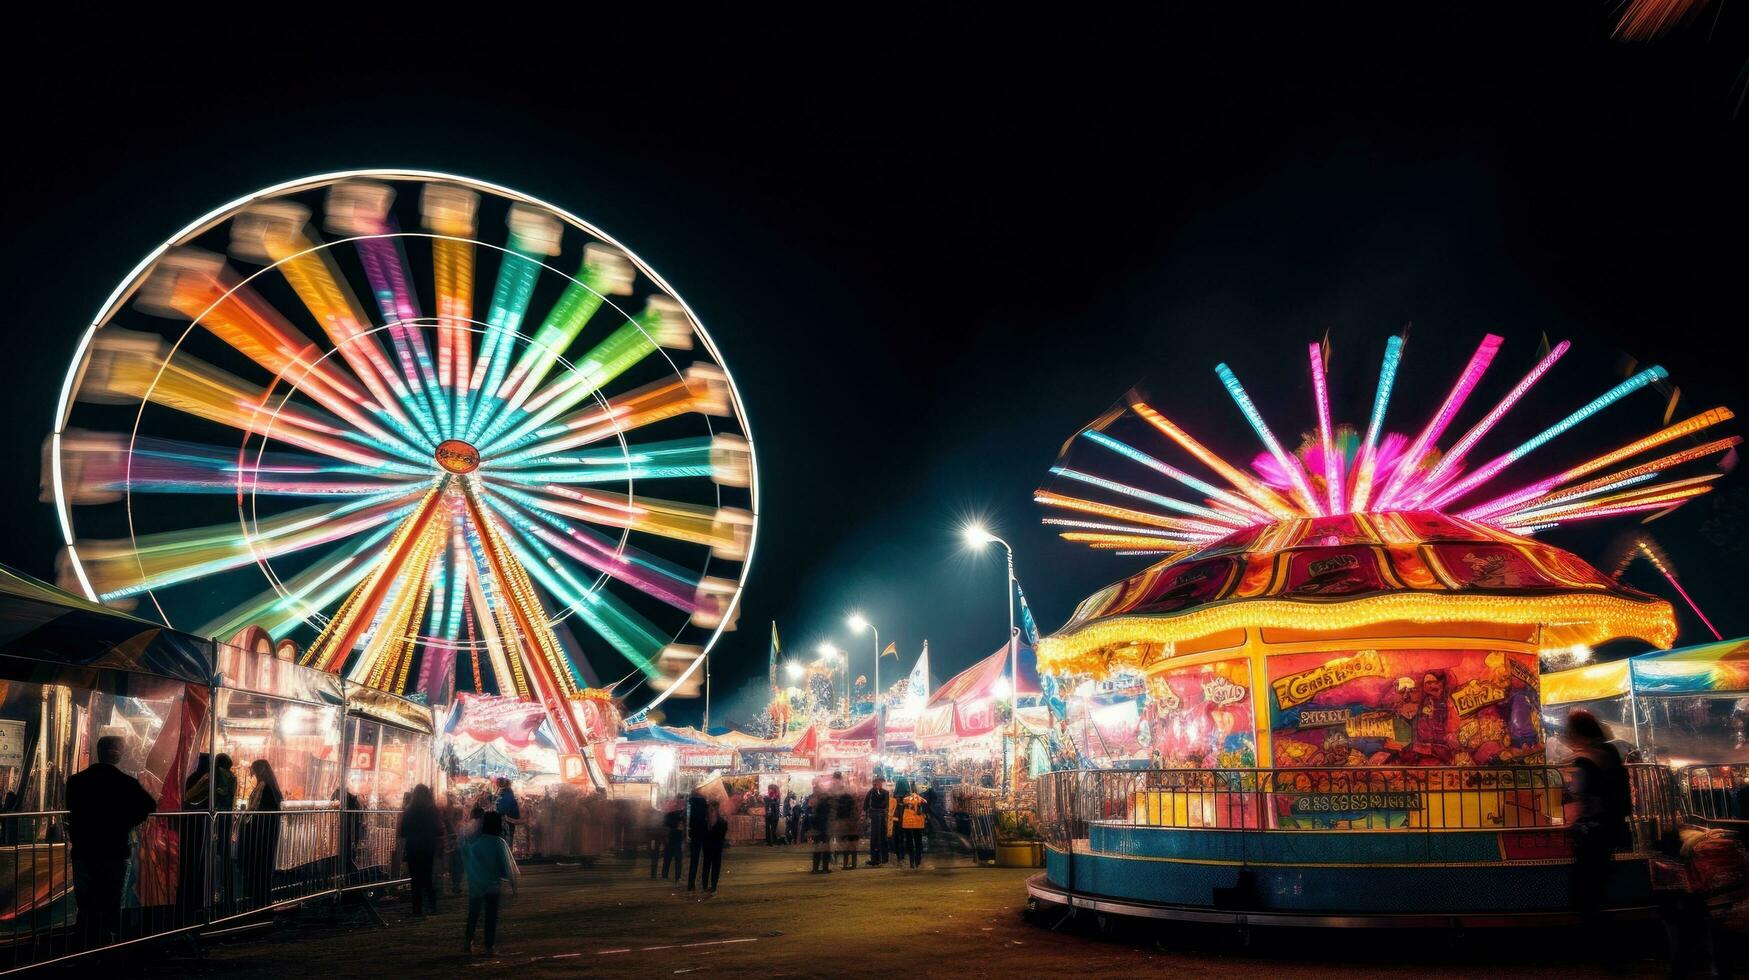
[0, 565, 213, 685]
[1542, 636, 1749, 705]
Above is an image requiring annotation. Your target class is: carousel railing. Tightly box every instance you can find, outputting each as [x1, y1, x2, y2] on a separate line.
[1036, 763, 1680, 856]
[0, 805, 408, 973]
[1675, 764, 1749, 824]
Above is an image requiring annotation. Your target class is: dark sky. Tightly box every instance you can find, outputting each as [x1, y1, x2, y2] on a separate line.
[3, 9, 1745, 728]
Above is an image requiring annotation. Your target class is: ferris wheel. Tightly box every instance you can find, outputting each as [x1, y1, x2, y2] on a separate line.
[47, 170, 759, 744]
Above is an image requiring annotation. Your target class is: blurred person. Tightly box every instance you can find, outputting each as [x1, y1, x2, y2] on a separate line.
[686, 786, 710, 891]
[398, 784, 443, 915]
[764, 783, 781, 845]
[864, 777, 891, 867]
[462, 812, 520, 956]
[1565, 710, 1630, 955]
[494, 777, 521, 851]
[67, 735, 154, 948]
[701, 802, 729, 895]
[833, 775, 859, 870]
[241, 760, 283, 910]
[178, 753, 213, 922]
[785, 790, 800, 844]
[660, 795, 685, 883]
[896, 782, 928, 869]
[810, 784, 833, 874]
[444, 798, 466, 896]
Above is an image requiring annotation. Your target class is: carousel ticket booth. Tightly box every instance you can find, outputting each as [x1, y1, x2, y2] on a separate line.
[1031, 512, 1678, 920]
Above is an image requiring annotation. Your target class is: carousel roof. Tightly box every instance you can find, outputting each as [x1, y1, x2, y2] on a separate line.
[1037, 510, 1675, 676]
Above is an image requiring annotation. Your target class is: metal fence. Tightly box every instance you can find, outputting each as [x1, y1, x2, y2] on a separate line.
[1036, 763, 1681, 856]
[1, 807, 407, 973]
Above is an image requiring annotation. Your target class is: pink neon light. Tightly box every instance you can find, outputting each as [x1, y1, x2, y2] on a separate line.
[1379, 334, 1502, 509]
[1405, 341, 1570, 508]
[1658, 565, 1723, 641]
[1308, 342, 1341, 514]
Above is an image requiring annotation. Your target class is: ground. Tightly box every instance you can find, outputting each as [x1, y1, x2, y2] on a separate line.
[84, 845, 1742, 978]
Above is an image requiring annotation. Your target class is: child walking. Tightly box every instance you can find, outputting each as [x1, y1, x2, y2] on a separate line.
[462, 812, 520, 956]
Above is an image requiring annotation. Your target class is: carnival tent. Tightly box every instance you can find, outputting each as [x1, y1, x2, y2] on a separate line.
[1543, 636, 1749, 704]
[0, 564, 213, 684]
[912, 642, 1042, 749]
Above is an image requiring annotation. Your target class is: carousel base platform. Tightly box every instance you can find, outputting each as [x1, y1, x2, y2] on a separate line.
[1033, 831, 1657, 928]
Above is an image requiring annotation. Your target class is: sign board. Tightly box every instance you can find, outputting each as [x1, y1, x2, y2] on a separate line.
[0, 720, 24, 767]
[560, 753, 588, 784]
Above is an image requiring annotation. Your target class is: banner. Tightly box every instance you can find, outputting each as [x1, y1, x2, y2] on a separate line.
[1143, 658, 1256, 769]
[453, 692, 548, 748]
[1268, 648, 1543, 767]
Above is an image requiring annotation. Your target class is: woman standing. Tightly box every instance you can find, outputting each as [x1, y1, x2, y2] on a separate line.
[397, 784, 443, 915]
[462, 812, 520, 956]
[241, 760, 283, 910]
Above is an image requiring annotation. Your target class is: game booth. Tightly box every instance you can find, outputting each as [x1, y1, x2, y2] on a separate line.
[1029, 511, 1681, 922]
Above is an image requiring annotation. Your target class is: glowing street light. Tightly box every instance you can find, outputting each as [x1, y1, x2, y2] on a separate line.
[847, 611, 883, 755]
[961, 520, 1019, 795]
[785, 661, 804, 681]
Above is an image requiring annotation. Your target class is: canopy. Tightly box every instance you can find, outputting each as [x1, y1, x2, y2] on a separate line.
[927, 642, 1041, 706]
[1543, 636, 1749, 705]
[1040, 511, 1676, 676]
[0, 564, 213, 685]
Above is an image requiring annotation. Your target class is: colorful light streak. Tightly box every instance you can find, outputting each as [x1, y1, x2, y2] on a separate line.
[1042, 334, 1729, 555]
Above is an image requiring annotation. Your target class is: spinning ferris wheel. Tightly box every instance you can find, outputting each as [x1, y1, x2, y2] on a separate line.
[47, 171, 759, 748]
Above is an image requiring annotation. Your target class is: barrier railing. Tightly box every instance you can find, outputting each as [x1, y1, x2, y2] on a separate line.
[0, 807, 406, 973]
[1036, 763, 1680, 856]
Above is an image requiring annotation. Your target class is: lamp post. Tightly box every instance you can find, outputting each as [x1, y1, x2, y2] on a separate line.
[962, 522, 1018, 795]
[848, 613, 881, 756]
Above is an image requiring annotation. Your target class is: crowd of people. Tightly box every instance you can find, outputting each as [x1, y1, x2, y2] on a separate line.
[645, 771, 940, 899]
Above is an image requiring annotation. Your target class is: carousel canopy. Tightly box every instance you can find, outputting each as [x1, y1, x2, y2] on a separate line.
[1544, 635, 1749, 704]
[0, 563, 213, 685]
[1038, 511, 1675, 676]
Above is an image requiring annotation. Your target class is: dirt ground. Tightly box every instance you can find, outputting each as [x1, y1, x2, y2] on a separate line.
[66, 845, 1747, 978]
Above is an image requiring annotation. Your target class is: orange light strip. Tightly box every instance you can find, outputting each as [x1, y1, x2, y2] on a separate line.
[1034, 490, 1235, 536]
[1130, 400, 1299, 519]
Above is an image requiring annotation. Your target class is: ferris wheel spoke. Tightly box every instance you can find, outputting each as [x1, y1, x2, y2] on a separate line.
[300, 482, 450, 673]
[485, 364, 732, 466]
[501, 482, 752, 560]
[141, 251, 430, 460]
[80, 329, 430, 469]
[476, 299, 697, 454]
[461, 206, 562, 444]
[481, 486, 704, 613]
[57, 432, 426, 501]
[482, 496, 666, 678]
[491, 245, 635, 421]
[232, 204, 440, 448]
[482, 435, 751, 488]
[421, 185, 480, 435]
[326, 181, 452, 437]
[77, 488, 426, 602]
[199, 522, 401, 639]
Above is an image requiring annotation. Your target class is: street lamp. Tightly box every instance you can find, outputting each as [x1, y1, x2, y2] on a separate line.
[847, 612, 882, 756]
[785, 661, 804, 681]
[962, 521, 1019, 795]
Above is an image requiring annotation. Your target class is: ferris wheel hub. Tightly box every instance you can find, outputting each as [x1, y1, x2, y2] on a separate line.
[434, 439, 482, 474]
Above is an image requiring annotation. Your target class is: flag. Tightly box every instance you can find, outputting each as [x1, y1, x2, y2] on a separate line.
[1016, 579, 1042, 646]
[769, 621, 781, 696]
[905, 642, 930, 714]
[881, 641, 898, 658]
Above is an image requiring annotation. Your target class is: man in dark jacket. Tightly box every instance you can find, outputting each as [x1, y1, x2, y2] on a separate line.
[66, 736, 155, 948]
[810, 788, 834, 873]
[659, 796, 685, 883]
[864, 778, 891, 867]
[685, 789, 710, 891]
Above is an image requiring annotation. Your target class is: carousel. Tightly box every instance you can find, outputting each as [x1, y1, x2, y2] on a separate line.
[1026, 333, 1736, 922]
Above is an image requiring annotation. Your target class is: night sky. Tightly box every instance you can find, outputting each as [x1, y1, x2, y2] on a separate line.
[3, 9, 1744, 728]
